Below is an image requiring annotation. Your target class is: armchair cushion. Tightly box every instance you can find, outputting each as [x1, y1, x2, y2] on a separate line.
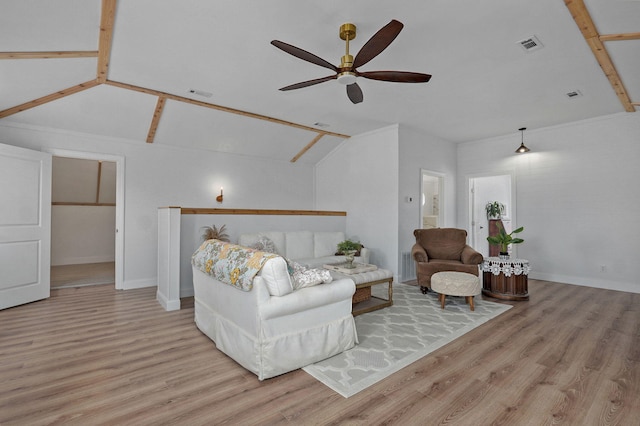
[414, 228, 468, 261]
[461, 245, 484, 265]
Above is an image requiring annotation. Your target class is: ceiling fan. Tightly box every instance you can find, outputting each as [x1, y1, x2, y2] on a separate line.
[271, 20, 431, 104]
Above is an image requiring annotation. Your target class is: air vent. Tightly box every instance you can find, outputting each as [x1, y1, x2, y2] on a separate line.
[517, 35, 543, 52]
[565, 90, 583, 99]
[188, 89, 212, 98]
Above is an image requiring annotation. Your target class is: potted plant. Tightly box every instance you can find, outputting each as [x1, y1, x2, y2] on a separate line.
[487, 222, 524, 259]
[201, 224, 230, 242]
[337, 239, 362, 268]
[485, 201, 505, 220]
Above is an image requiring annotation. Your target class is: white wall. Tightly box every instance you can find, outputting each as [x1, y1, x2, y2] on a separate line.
[51, 205, 115, 265]
[315, 125, 400, 278]
[0, 122, 316, 289]
[457, 112, 640, 293]
[398, 125, 458, 275]
[50, 157, 117, 266]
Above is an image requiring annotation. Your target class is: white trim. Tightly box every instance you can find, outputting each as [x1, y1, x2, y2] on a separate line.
[53, 255, 115, 266]
[43, 148, 125, 290]
[530, 272, 639, 294]
[123, 277, 157, 290]
[156, 289, 181, 311]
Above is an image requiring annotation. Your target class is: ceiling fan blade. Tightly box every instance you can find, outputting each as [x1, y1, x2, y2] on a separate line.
[271, 40, 338, 72]
[279, 75, 337, 91]
[346, 83, 363, 104]
[352, 20, 404, 69]
[358, 70, 432, 83]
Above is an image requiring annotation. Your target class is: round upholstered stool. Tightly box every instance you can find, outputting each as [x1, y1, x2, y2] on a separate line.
[431, 271, 481, 311]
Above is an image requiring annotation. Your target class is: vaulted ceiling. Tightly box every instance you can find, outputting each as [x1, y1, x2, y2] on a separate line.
[1, 0, 638, 164]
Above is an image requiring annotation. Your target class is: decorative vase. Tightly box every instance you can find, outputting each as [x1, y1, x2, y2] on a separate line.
[343, 250, 357, 268]
[499, 252, 510, 260]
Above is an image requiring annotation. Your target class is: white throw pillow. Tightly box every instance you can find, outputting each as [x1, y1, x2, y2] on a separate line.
[259, 257, 293, 296]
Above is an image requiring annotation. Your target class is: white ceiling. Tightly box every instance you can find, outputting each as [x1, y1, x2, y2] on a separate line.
[1, 0, 638, 164]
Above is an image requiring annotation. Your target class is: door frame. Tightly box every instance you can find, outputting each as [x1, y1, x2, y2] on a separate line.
[46, 148, 125, 290]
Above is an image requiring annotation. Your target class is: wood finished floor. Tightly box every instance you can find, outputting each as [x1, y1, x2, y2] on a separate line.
[50, 262, 115, 288]
[1, 279, 639, 425]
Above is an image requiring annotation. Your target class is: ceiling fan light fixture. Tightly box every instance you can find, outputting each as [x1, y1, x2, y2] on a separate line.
[337, 71, 357, 85]
[515, 127, 531, 153]
[271, 19, 430, 103]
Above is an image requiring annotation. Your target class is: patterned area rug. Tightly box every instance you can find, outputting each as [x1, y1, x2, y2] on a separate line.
[303, 283, 512, 398]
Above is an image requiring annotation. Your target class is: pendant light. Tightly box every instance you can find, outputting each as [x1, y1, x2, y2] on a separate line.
[515, 127, 530, 153]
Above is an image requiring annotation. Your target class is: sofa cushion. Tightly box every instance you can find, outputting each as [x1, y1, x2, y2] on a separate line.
[285, 231, 314, 259]
[313, 231, 344, 257]
[258, 256, 293, 296]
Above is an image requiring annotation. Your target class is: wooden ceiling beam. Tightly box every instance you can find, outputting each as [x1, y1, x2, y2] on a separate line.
[146, 96, 166, 143]
[599, 32, 640, 42]
[0, 51, 98, 59]
[97, 0, 117, 83]
[290, 133, 324, 163]
[0, 80, 100, 119]
[105, 80, 350, 139]
[564, 0, 635, 112]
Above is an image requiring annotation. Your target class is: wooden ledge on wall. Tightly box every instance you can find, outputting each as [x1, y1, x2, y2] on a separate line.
[160, 207, 346, 216]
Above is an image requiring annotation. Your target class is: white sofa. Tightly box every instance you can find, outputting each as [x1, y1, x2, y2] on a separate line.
[238, 231, 370, 267]
[192, 241, 358, 380]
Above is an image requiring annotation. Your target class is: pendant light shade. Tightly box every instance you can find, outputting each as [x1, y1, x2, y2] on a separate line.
[515, 127, 530, 153]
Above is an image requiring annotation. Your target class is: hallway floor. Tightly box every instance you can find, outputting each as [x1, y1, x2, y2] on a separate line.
[50, 262, 115, 288]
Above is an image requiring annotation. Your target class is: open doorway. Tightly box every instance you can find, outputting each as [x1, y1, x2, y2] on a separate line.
[50, 157, 116, 288]
[420, 169, 444, 229]
[468, 174, 515, 257]
[46, 149, 124, 290]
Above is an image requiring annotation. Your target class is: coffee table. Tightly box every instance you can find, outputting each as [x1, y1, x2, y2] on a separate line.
[324, 264, 393, 316]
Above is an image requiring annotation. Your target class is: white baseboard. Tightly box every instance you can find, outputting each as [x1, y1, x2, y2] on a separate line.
[530, 272, 639, 294]
[52, 255, 116, 266]
[156, 290, 180, 311]
[122, 277, 157, 290]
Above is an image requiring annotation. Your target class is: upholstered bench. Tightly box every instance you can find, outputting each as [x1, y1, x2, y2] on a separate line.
[431, 271, 481, 311]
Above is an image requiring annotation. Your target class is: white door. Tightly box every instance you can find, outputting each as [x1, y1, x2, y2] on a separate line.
[0, 143, 52, 310]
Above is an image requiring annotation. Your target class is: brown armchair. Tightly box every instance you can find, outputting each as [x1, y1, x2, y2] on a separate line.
[412, 228, 483, 294]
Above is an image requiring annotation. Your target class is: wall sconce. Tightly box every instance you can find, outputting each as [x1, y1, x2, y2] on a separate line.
[515, 127, 531, 153]
[216, 187, 223, 203]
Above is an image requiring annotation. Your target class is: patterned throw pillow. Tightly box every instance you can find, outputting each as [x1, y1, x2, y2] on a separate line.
[285, 258, 333, 290]
[251, 236, 278, 254]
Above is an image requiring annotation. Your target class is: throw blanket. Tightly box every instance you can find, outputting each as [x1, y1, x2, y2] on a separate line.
[192, 239, 278, 291]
